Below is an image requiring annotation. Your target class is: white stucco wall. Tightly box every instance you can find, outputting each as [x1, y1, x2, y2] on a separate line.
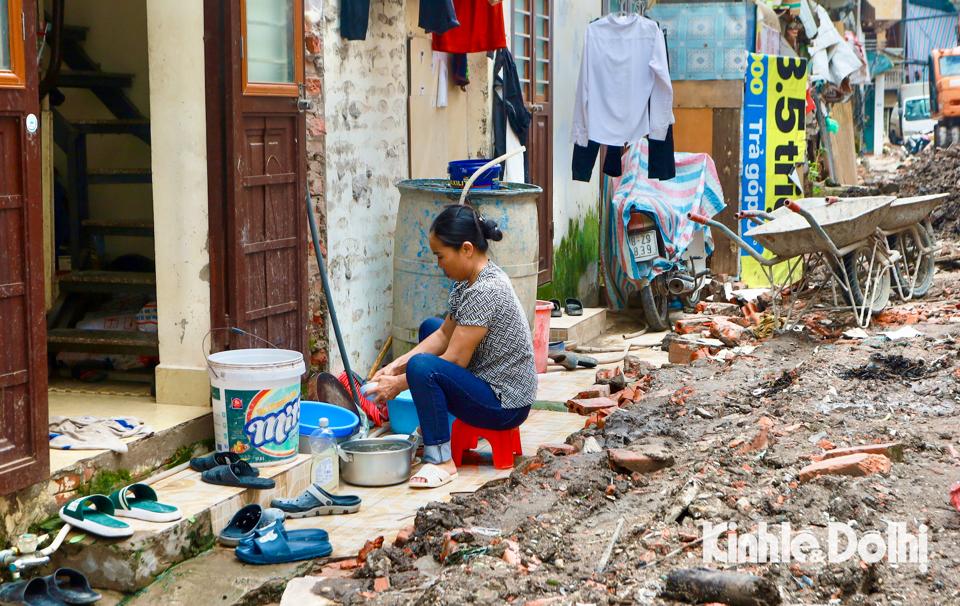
[322, 0, 409, 374]
[146, 0, 211, 404]
[551, 1, 603, 244]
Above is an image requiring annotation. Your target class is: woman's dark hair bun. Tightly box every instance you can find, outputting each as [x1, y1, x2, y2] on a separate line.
[478, 216, 503, 242]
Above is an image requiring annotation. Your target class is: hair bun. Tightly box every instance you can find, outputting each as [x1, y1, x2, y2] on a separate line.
[480, 217, 503, 242]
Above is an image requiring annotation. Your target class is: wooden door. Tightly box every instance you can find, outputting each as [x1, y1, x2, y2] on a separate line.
[207, 0, 308, 355]
[512, 0, 553, 285]
[0, 0, 48, 495]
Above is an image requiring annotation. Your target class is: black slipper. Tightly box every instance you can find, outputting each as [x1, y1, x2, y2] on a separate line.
[548, 353, 578, 371]
[564, 298, 583, 316]
[576, 355, 598, 369]
[42, 568, 101, 605]
[201, 460, 275, 490]
[549, 299, 562, 318]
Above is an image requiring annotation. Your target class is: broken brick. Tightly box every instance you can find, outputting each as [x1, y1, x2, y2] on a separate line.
[668, 341, 710, 365]
[575, 384, 611, 399]
[817, 438, 837, 451]
[338, 558, 360, 570]
[710, 318, 747, 346]
[674, 317, 715, 335]
[608, 443, 674, 474]
[566, 396, 618, 416]
[538, 443, 578, 456]
[393, 525, 415, 547]
[373, 577, 390, 592]
[799, 453, 892, 483]
[357, 536, 384, 563]
[524, 598, 563, 606]
[816, 442, 903, 463]
[440, 530, 461, 562]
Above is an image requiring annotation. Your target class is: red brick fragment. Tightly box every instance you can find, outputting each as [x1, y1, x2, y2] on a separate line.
[815, 442, 903, 462]
[373, 577, 390, 592]
[799, 453, 891, 483]
[538, 443, 577, 456]
[565, 396, 618, 415]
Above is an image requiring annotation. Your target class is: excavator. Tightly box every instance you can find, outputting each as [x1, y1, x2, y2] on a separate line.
[929, 47, 960, 147]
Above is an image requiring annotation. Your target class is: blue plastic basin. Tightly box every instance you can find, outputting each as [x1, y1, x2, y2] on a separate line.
[299, 401, 360, 453]
[388, 390, 455, 435]
[448, 159, 501, 189]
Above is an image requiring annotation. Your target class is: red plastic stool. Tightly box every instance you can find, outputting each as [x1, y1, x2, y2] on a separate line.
[450, 419, 523, 469]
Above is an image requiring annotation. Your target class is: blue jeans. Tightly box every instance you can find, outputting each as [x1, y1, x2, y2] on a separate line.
[408, 318, 531, 463]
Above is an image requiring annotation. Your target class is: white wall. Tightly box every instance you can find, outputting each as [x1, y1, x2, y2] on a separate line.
[322, 0, 409, 374]
[146, 0, 211, 404]
[551, 1, 602, 246]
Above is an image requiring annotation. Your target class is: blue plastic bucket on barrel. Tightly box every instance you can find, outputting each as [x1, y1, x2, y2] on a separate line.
[207, 348, 306, 466]
[448, 159, 501, 189]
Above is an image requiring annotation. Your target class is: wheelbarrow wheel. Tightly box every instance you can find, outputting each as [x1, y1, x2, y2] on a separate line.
[891, 227, 935, 298]
[840, 246, 891, 315]
[639, 275, 671, 332]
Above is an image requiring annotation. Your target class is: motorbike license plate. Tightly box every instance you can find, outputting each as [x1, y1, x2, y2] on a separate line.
[628, 230, 658, 262]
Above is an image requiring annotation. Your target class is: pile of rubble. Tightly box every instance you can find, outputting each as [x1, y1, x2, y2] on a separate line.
[895, 145, 960, 235]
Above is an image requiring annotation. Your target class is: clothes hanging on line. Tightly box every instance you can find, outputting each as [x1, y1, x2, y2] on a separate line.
[420, 0, 460, 35]
[572, 141, 622, 181]
[571, 13, 674, 147]
[340, 0, 370, 40]
[433, 0, 506, 53]
[572, 126, 675, 183]
[492, 48, 532, 183]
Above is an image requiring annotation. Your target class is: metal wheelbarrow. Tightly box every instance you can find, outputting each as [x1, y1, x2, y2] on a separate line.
[691, 196, 899, 329]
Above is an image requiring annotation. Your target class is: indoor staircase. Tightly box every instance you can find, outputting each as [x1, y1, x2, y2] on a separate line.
[45, 20, 158, 390]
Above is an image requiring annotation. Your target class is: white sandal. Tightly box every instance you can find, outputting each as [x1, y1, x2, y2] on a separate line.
[409, 463, 458, 489]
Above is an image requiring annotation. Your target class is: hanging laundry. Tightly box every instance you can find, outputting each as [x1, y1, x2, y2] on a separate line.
[432, 0, 506, 54]
[433, 52, 450, 107]
[451, 53, 470, 87]
[493, 48, 531, 182]
[572, 142, 623, 182]
[340, 0, 370, 40]
[648, 125, 675, 181]
[420, 0, 460, 35]
[571, 13, 673, 147]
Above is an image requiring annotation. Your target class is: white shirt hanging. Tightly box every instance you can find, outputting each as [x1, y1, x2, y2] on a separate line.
[571, 13, 674, 147]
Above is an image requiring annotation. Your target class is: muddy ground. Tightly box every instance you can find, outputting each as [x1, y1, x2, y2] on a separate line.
[297, 265, 960, 606]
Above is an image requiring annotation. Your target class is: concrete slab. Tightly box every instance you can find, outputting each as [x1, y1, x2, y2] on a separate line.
[549, 307, 606, 344]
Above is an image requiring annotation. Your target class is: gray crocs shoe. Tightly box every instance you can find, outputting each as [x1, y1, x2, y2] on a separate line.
[270, 484, 361, 518]
[218, 504, 285, 546]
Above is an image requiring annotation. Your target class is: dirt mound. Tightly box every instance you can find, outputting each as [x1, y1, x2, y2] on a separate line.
[895, 146, 960, 235]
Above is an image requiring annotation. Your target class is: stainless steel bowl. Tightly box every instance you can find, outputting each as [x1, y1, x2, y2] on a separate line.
[337, 437, 417, 486]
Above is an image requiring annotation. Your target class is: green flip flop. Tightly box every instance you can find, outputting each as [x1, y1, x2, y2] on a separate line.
[109, 483, 182, 523]
[59, 494, 133, 538]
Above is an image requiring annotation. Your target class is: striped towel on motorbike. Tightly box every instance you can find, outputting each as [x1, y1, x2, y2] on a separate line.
[602, 141, 726, 310]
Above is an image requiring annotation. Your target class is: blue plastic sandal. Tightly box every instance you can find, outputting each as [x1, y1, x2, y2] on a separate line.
[271, 484, 361, 518]
[219, 504, 289, 546]
[235, 520, 332, 564]
[0, 577, 62, 606]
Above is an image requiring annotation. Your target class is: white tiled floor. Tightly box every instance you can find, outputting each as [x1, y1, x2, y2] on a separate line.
[48, 390, 210, 473]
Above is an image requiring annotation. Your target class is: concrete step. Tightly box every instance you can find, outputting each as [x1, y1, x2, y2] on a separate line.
[549, 306, 607, 345]
[50, 454, 312, 593]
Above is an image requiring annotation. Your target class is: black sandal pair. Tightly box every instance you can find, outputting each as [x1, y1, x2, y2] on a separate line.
[190, 452, 276, 490]
[549, 298, 583, 318]
[0, 568, 99, 605]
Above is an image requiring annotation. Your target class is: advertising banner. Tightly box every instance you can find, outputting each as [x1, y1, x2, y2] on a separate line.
[740, 53, 808, 287]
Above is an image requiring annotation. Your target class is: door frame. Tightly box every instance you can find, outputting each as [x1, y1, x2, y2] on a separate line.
[511, 0, 554, 285]
[0, 0, 49, 495]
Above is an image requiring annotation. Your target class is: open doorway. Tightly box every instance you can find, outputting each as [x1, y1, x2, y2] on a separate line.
[41, 0, 158, 396]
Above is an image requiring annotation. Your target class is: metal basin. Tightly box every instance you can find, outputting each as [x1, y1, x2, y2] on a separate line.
[880, 194, 950, 231]
[338, 437, 416, 486]
[745, 196, 894, 258]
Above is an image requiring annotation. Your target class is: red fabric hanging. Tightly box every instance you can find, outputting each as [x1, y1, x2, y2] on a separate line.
[432, 0, 506, 54]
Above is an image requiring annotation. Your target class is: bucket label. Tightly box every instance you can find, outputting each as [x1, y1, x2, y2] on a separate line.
[223, 385, 300, 463]
[211, 386, 221, 401]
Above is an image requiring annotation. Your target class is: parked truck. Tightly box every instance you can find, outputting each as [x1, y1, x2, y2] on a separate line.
[929, 47, 960, 147]
[890, 82, 935, 145]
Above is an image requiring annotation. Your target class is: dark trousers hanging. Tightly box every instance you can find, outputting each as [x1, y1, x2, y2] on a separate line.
[572, 142, 623, 182]
[341, 0, 371, 40]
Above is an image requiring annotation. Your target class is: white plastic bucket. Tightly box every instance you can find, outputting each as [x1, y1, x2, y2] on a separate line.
[208, 348, 306, 466]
